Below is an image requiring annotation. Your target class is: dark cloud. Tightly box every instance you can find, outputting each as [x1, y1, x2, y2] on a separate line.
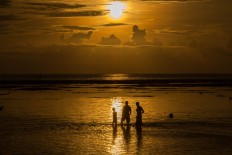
[49, 10, 106, 17]
[62, 26, 95, 31]
[26, 2, 86, 9]
[60, 31, 93, 44]
[157, 29, 194, 35]
[100, 23, 128, 27]
[121, 25, 155, 46]
[132, 25, 147, 45]
[23, 2, 104, 17]
[99, 34, 121, 45]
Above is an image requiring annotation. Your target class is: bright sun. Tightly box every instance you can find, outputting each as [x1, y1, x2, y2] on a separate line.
[108, 2, 125, 19]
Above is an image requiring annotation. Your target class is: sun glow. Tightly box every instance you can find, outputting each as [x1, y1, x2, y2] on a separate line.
[111, 97, 122, 113]
[108, 1, 126, 19]
[111, 97, 123, 123]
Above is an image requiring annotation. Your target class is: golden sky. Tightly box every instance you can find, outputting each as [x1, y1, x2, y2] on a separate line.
[0, 0, 232, 74]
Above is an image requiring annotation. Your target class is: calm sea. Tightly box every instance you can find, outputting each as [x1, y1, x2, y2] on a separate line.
[0, 74, 232, 154]
[1, 73, 232, 85]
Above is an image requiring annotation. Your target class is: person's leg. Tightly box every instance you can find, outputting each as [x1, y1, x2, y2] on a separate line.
[136, 116, 142, 128]
[140, 116, 142, 125]
[126, 117, 130, 126]
[135, 116, 138, 126]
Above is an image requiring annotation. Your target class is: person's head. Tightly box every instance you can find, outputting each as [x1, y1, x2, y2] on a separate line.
[112, 107, 115, 112]
[125, 101, 128, 105]
[136, 102, 140, 106]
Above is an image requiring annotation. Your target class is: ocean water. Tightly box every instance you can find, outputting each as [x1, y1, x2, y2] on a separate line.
[0, 74, 232, 154]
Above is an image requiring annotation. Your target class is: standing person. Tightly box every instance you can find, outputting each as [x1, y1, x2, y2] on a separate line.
[112, 107, 117, 126]
[135, 102, 144, 128]
[121, 101, 131, 126]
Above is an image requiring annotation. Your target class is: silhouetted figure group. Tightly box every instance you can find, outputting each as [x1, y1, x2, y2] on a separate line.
[112, 101, 144, 129]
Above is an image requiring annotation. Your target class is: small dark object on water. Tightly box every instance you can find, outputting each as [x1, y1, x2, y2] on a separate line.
[0, 106, 3, 111]
[229, 97, 232, 101]
[168, 113, 174, 118]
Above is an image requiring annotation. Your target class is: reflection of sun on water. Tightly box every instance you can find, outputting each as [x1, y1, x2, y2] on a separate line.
[104, 74, 129, 81]
[107, 1, 126, 19]
[111, 97, 122, 113]
[110, 97, 127, 154]
[111, 97, 123, 121]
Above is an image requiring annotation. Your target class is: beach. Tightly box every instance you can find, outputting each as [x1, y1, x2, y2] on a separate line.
[0, 74, 232, 154]
[1, 0, 232, 154]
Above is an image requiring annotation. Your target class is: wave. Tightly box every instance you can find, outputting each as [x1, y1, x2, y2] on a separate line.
[1, 73, 232, 87]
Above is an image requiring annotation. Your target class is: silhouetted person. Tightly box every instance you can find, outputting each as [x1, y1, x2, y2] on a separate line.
[135, 102, 144, 128]
[132, 25, 146, 45]
[121, 101, 131, 126]
[0, 106, 3, 111]
[112, 107, 117, 126]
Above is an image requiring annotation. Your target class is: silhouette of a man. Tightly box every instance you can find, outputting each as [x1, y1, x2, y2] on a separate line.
[135, 102, 144, 128]
[121, 101, 131, 126]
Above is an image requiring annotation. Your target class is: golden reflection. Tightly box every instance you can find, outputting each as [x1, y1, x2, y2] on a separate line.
[110, 123, 132, 154]
[111, 97, 123, 122]
[107, 1, 126, 19]
[104, 74, 129, 81]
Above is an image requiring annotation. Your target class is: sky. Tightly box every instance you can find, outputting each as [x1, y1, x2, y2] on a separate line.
[0, 0, 232, 74]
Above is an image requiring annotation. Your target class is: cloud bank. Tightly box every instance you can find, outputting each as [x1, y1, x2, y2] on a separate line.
[99, 34, 121, 45]
[60, 31, 93, 44]
[100, 23, 128, 27]
[0, 43, 231, 74]
[26, 2, 86, 9]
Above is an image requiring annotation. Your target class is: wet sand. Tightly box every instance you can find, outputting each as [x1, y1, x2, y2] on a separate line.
[0, 115, 232, 154]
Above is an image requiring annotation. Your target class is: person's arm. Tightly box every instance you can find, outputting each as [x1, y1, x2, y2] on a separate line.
[129, 107, 131, 115]
[142, 107, 144, 114]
